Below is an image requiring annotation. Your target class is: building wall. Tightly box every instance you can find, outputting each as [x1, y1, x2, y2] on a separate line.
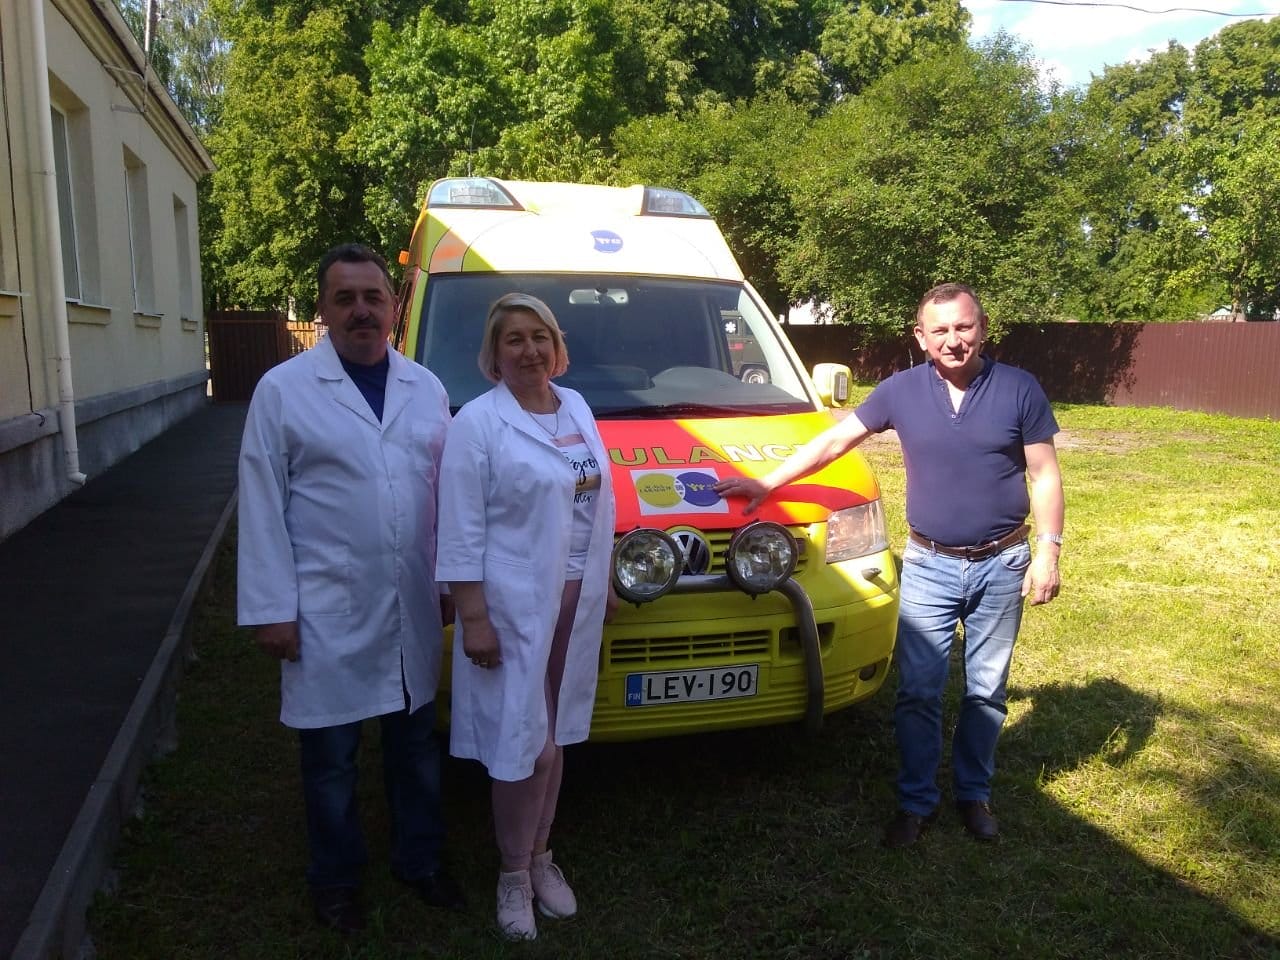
[0, 0, 214, 540]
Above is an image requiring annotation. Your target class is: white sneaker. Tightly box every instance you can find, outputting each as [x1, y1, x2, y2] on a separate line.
[496, 869, 536, 940]
[530, 850, 577, 919]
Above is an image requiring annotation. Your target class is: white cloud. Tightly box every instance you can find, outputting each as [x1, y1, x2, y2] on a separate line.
[1035, 56, 1076, 88]
[967, 1, 1280, 88]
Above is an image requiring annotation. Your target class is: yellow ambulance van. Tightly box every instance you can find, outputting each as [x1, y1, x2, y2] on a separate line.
[395, 177, 899, 740]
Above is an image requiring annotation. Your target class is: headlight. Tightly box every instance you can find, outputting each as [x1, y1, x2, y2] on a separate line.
[612, 528, 682, 603]
[725, 521, 797, 596]
[825, 500, 889, 563]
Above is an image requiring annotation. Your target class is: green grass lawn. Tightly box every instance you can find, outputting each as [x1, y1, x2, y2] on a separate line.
[89, 403, 1280, 959]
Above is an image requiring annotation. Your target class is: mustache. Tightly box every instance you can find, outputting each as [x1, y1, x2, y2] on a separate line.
[348, 314, 379, 329]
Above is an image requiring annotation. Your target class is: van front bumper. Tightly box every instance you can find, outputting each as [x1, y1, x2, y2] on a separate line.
[589, 551, 900, 741]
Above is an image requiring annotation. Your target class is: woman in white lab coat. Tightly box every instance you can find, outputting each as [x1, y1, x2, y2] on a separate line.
[436, 292, 616, 941]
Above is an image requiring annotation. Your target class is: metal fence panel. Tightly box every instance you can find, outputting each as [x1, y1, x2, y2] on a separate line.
[785, 322, 1280, 420]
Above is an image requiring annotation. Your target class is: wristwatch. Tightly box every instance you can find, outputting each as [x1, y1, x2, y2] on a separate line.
[1035, 532, 1063, 545]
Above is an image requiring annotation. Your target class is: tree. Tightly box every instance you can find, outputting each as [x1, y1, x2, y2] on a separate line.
[1057, 44, 1207, 321]
[1178, 17, 1280, 318]
[358, 0, 623, 254]
[206, 5, 372, 313]
[357, 12, 500, 253]
[607, 0, 830, 112]
[113, 0, 227, 133]
[817, 0, 968, 98]
[455, 0, 622, 180]
[782, 38, 1067, 337]
[1177, 121, 1280, 318]
[614, 96, 812, 310]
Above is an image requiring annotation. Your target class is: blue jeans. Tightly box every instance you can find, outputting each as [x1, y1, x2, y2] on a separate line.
[894, 538, 1030, 814]
[298, 703, 445, 889]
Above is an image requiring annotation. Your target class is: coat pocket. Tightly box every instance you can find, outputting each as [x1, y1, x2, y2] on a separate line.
[296, 544, 353, 616]
[484, 555, 541, 627]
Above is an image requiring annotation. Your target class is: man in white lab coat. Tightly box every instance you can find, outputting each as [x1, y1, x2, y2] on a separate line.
[237, 244, 462, 935]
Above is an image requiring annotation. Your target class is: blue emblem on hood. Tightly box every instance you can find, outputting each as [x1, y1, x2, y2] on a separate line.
[591, 230, 623, 253]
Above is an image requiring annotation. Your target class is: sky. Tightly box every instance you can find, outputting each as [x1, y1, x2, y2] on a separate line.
[966, 0, 1280, 88]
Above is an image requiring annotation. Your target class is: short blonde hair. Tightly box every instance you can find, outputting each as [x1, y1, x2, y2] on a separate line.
[477, 292, 570, 383]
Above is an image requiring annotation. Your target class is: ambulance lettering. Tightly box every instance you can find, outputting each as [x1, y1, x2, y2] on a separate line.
[722, 443, 795, 462]
[688, 445, 727, 464]
[609, 443, 795, 467]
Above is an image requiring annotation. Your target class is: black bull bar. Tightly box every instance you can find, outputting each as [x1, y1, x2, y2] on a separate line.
[666, 574, 825, 733]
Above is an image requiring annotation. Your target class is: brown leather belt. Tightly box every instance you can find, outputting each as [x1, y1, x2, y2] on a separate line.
[908, 523, 1030, 561]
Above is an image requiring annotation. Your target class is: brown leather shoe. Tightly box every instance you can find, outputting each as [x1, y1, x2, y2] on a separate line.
[957, 800, 1000, 841]
[881, 808, 939, 848]
[311, 885, 366, 935]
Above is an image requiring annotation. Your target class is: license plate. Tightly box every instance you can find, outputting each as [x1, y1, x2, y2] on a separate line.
[625, 664, 759, 707]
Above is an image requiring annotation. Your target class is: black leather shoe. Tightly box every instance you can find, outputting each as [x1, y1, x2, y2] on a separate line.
[395, 868, 467, 911]
[311, 885, 365, 935]
[957, 800, 1000, 841]
[882, 808, 939, 848]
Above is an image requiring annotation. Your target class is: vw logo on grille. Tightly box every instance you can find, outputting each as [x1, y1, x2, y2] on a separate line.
[672, 530, 712, 576]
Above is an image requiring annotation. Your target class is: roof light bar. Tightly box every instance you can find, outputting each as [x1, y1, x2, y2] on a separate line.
[427, 178, 522, 210]
[642, 186, 710, 218]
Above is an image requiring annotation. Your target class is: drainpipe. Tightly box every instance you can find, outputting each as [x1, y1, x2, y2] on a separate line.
[27, 0, 86, 485]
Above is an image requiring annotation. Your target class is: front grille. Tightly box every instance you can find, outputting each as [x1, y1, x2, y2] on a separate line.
[608, 629, 771, 666]
[666, 525, 809, 577]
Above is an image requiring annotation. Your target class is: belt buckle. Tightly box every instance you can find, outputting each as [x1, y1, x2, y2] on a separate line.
[966, 538, 997, 560]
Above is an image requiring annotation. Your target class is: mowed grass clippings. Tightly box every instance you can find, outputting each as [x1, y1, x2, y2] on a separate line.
[89, 403, 1280, 960]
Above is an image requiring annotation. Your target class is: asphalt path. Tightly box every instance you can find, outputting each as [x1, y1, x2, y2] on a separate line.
[0, 403, 246, 957]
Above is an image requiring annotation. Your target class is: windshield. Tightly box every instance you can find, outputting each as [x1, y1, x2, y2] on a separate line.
[416, 274, 814, 416]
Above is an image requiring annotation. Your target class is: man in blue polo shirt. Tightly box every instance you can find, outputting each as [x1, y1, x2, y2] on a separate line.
[715, 282, 1063, 846]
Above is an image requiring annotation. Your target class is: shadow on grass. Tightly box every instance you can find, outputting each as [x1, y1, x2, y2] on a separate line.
[1008, 674, 1280, 873]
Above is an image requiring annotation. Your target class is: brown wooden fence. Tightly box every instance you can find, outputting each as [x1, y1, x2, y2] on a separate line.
[207, 311, 322, 402]
[785, 321, 1280, 420]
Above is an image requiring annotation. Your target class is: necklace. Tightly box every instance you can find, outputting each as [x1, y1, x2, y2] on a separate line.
[524, 397, 560, 437]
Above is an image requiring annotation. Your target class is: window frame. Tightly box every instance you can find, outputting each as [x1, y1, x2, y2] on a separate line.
[49, 104, 82, 301]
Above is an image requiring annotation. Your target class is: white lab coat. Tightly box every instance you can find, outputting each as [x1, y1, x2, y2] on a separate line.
[237, 336, 450, 729]
[437, 381, 615, 781]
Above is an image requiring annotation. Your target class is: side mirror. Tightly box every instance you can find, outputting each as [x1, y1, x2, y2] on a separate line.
[811, 363, 852, 408]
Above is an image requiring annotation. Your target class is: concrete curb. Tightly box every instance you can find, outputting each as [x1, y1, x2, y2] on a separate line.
[12, 490, 239, 960]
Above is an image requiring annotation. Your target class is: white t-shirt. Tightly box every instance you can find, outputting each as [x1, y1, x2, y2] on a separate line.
[528, 410, 601, 577]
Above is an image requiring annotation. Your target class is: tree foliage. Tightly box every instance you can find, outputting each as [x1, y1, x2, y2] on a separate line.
[115, 0, 228, 134]
[206, 4, 373, 315]
[615, 97, 812, 310]
[817, 0, 968, 97]
[782, 38, 1069, 336]
[130, 0, 1280, 326]
[1179, 17, 1280, 317]
[1058, 44, 1202, 321]
[357, 0, 622, 253]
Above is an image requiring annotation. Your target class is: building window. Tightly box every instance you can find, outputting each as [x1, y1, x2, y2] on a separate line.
[123, 149, 154, 315]
[50, 106, 81, 300]
[48, 84, 100, 304]
[0, 68, 14, 295]
[173, 197, 193, 321]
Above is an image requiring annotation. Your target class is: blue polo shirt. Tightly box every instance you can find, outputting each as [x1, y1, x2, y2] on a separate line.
[855, 357, 1058, 546]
